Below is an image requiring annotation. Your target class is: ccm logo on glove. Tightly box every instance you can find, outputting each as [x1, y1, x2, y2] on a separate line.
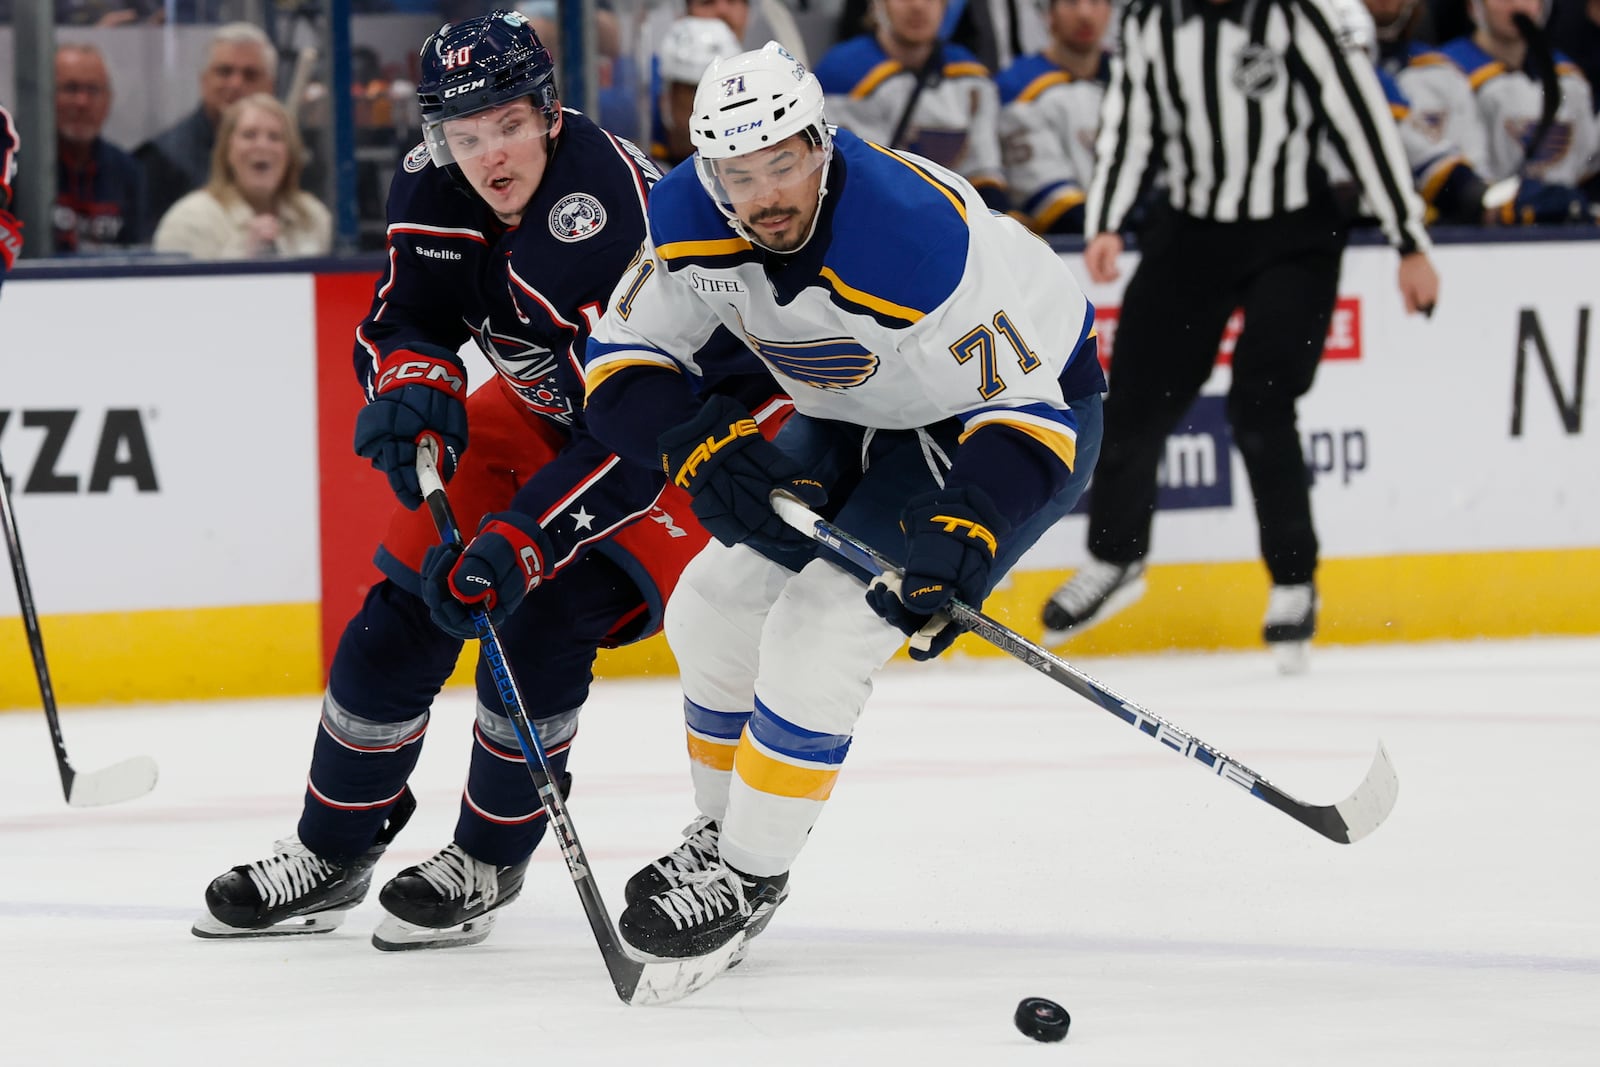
[376, 355, 466, 396]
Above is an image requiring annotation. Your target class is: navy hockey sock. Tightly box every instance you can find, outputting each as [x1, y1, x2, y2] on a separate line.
[452, 709, 575, 868]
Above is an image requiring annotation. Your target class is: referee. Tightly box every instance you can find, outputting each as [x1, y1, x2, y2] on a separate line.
[1042, 0, 1440, 672]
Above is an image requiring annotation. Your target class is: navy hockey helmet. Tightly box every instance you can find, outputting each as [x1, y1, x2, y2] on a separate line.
[416, 10, 561, 167]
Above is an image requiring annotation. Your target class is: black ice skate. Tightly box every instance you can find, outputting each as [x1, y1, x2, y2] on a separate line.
[1264, 582, 1318, 675]
[370, 842, 530, 951]
[192, 789, 415, 939]
[624, 815, 721, 906]
[1041, 558, 1147, 643]
[619, 862, 789, 962]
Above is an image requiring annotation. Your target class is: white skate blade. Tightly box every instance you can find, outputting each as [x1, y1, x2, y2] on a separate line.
[68, 756, 159, 807]
[1272, 640, 1311, 675]
[191, 909, 350, 939]
[370, 910, 499, 951]
[1042, 574, 1148, 646]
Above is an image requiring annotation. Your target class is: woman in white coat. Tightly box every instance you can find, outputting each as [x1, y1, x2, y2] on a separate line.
[153, 93, 332, 258]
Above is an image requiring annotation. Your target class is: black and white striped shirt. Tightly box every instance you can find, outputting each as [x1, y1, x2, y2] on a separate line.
[1087, 0, 1430, 254]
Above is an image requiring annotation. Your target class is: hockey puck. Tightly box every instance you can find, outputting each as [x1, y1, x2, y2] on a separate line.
[1014, 996, 1070, 1043]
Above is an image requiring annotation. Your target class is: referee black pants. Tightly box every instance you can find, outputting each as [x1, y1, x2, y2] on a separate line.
[1088, 208, 1346, 587]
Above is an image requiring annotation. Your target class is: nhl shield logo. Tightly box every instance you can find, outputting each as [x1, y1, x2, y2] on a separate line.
[549, 193, 607, 242]
[1232, 44, 1282, 98]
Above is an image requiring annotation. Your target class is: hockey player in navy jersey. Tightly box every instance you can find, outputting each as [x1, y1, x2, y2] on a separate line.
[571, 43, 1105, 968]
[1, 104, 21, 290]
[194, 12, 783, 951]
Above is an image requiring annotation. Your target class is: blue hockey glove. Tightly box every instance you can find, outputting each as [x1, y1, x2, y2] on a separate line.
[353, 343, 469, 510]
[421, 511, 553, 639]
[866, 486, 1010, 661]
[1497, 179, 1591, 225]
[658, 394, 825, 549]
[0, 209, 21, 294]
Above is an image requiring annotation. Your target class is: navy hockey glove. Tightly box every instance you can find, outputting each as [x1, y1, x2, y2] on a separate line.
[0, 209, 21, 294]
[1497, 179, 1591, 225]
[658, 394, 825, 549]
[866, 486, 1010, 661]
[420, 511, 553, 639]
[353, 344, 469, 510]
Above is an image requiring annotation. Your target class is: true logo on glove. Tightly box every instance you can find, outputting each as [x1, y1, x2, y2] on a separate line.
[927, 513, 997, 554]
[669, 418, 761, 489]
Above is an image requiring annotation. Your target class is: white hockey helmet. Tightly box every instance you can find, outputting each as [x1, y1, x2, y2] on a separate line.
[658, 16, 742, 86]
[689, 42, 833, 248]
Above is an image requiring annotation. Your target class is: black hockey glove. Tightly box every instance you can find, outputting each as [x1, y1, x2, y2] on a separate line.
[1494, 179, 1592, 225]
[353, 343, 469, 510]
[866, 486, 1010, 661]
[421, 511, 553, 639]
[658, 394, 825, 549]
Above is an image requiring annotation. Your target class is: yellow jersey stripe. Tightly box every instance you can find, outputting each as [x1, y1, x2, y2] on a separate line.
[944, 61, 991, 80]
[582, 355, 673, 400]
[1019, 70, 1072, 103]
[852, 60, 904, 99]
[819, 266, 925, 325]
[1033, 187, 1086, 232]
[960, 416, 1078, 471]
[1469, 61, 1506, 90]
[657, 236, 753, 261]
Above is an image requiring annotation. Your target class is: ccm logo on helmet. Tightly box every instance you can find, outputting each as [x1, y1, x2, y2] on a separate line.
[443, 78, 487, 98]
[725, 119, 763, 136]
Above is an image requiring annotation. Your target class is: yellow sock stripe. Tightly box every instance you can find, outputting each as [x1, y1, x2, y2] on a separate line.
[687, 729, 738, 771]
[732, 730, 840, 801]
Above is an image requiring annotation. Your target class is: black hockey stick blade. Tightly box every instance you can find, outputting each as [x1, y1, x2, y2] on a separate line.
[2, 454, 158, 807]
[770, 492, 1399, 844]
[415, 439, 744, 1003]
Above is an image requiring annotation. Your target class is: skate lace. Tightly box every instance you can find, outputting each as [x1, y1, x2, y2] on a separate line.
[413, 843, 499, 906]
[247, 838, 337, 908]
[1053, 559, 1138, 614]
[1264, 584, 1316, 626]
[652, 866, 749, 932]
[651, 816, 720, 882]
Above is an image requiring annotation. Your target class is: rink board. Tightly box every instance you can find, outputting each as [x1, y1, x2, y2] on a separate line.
[1, 239, 1597, 706]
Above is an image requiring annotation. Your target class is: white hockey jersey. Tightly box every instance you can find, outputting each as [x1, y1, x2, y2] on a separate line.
[813, 36, 1008, 201]
[996, 52, 1110, 232]
[1439, 36, 1600, 186]
[586, 128, 1097, 481]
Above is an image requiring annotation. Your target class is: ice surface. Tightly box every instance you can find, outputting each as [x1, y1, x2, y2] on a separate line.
[2, 638, 1597, 1065]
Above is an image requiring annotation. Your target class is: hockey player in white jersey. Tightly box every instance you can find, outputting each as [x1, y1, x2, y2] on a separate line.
[579, 42, 1106, 966]
[997, 0, 1114, 233]
[1440, 0, 1600, 194]
[815, 0, 1012, 210]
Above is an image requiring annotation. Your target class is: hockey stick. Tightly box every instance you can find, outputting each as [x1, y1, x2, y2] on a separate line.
[414, 440, 742, 1005]
[0, 454, 158, 806]
[769, 492, 1399, 845]
[1484, 13, 1563, 211]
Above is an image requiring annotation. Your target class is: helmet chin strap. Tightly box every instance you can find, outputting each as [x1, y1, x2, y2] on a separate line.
[725, 139, 836, 253]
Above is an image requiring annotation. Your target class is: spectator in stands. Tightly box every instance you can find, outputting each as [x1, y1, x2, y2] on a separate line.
[816, 0, 1010, 210]
[54, 42, 147, 252]
[1550, 0, 1600, 111]
[1439, 0, 1600, 198]
[152, 93, 331, 259]
[996, 0, 1112, 234]
[654, 16, 743, 166]
[134, 22, 277, 226]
